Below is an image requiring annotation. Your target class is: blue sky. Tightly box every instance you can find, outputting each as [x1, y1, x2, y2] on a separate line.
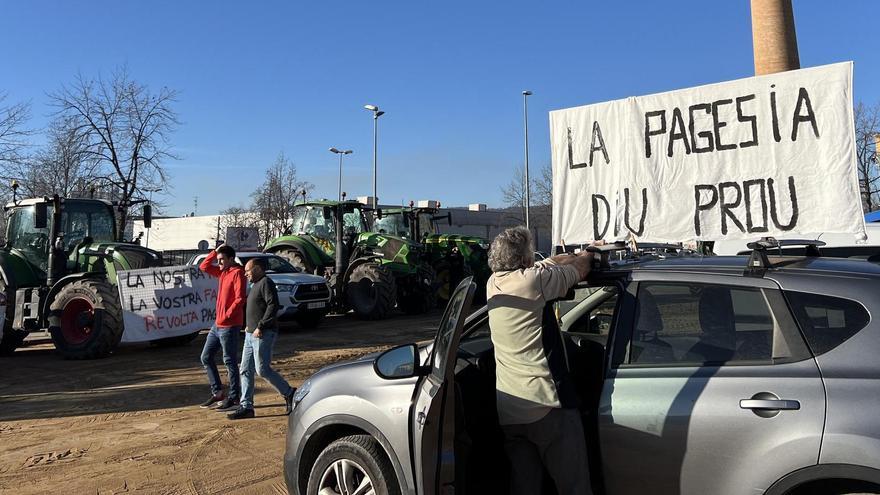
[2, 1, 878, 216]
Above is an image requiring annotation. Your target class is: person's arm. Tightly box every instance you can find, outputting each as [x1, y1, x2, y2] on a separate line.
[543, 252, 594, 280]
[225, 270, 247, 321]
[257, 279, 279, 330]
[199, 250, 222, 278]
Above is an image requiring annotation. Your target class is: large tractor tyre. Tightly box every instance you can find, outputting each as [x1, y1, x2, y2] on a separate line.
[150, 330, 201, 347]
[398, 264, 438, 315]
[434, 259, 473, 307]
[274, 247, 316, 274]
[48, 279, 123, 360]
[306, 435, 401, 495]
[0, 280, 26, 356]
[346, 263, 397, 320]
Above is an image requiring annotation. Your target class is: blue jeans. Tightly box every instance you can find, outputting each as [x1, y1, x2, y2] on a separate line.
[200, 325, 241, 400]
[239, 329, 293, 410]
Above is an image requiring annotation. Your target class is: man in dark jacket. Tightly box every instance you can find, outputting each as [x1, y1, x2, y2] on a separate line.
[227, 258, 296, 419]
[198, 244, 246, 411]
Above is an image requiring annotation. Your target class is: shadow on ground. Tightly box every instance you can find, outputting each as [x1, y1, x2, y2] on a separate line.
[0, 310, 442, 422]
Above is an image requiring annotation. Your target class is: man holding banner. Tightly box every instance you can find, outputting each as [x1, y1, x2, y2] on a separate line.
[198, 244, 247, 411]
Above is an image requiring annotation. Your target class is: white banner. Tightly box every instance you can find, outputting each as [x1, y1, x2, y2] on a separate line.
[551, 62, 865, 246]
[117, 265, 218, 343]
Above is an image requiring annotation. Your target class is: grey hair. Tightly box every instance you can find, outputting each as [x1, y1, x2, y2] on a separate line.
[488, 226, 534, 272]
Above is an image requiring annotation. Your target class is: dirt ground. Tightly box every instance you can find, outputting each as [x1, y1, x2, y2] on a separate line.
[0, 310, 443, 494]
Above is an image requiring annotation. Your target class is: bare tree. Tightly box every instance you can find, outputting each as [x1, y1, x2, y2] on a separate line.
[50, 68, 179, 240]
[855, 101, 880, 212]
[501, 163, 552, 219]
[0, 94, 31, 172]
[10, 116, 100, 198]
[251, 152, 313, 240]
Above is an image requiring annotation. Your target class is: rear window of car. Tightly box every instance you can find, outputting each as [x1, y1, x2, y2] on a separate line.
[785, 291, 870, 355]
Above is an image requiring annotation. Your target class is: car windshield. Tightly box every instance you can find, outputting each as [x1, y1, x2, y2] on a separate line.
[241, 255, 299, 273]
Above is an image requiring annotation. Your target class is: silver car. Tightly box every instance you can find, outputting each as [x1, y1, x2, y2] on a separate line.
[284, 251, 880, 495]
[189, 252, 331, 328]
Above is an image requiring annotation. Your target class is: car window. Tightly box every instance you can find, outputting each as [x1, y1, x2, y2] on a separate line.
[560, 286, 619, 347]
[626, 282, 809, 367]
[256, 255, 298, 273]
[432, 282, 471, 378]
[785, 291, 869, 355]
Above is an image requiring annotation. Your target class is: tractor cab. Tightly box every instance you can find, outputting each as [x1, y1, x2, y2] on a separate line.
[373, 201, 451, 242]
[290, 200, 370, 254]
[5, 198, 118, 277]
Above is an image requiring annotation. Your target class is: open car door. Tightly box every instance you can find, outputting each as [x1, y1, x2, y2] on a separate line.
[412, 277, 475, 495]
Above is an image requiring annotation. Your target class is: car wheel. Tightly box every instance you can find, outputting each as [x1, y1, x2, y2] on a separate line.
[306, 435, 400, 495]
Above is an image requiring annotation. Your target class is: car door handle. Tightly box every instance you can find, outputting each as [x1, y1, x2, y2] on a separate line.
[739, 399, 800, 411]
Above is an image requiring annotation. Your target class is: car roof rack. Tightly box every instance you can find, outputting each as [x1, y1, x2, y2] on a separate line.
[744, 237, 826, 276]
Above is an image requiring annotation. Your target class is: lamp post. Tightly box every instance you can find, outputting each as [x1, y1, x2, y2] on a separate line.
[522, 90, 532, 230]
[329, 148, 353, 202]
[364, 104, 385, 209]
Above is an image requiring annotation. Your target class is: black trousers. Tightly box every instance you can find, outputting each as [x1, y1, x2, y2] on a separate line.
[501, 407, 592, 495]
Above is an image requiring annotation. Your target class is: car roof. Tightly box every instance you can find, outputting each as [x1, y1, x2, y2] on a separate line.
[590, 254, 880, 279]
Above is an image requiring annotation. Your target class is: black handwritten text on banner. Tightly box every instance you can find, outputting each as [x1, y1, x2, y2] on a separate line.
[117, 265, 218, 342]
[549, 62, 864, 245]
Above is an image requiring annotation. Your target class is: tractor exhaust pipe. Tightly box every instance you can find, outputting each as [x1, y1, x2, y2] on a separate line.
[46, 195, 64, 287]
[335, 205, 346, 278]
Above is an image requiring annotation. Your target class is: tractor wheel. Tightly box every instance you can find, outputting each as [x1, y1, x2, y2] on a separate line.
[48, 279, 123, 360]
[0, 280, 26, 356]
[274, 247, 316, 274]
[346, 263, 396, 320]
[434, 260, 473, 307]
[398, 264, 437, 315]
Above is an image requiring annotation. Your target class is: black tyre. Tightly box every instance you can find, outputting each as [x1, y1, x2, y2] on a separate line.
[275, 247, 316, 274]
[306, 435, 400, 495]
[150, 330, 201, 347]
[0, 279, 26, 356]
[398, 264, 437, 315]
[48, 279, 123, 360]
[346, 263, 396, 320]
[434, 259, 473, 306]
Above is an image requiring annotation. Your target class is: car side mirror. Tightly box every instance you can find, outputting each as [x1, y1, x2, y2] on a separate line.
[34, 203, 48, 229]
[375, 344, 420, 380]
[376, 209, 383, 220]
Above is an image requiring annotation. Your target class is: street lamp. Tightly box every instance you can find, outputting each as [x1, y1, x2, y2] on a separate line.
[329, 148, 353, 202]
[522, 90, 532, 230]
[364, 104, 385, 209]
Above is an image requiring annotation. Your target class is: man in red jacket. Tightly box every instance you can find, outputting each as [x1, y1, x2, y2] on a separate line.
[198, 244, 247, 411]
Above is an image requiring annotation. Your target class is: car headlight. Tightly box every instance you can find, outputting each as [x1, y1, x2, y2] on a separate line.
[293, 379, 311, 404]
[276, 284, 295, 292]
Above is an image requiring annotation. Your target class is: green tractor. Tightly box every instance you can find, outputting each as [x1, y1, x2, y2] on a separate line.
[371, 201, 491, 303]
[263, 200, 436, 320]
[0, 194, 167, 359]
